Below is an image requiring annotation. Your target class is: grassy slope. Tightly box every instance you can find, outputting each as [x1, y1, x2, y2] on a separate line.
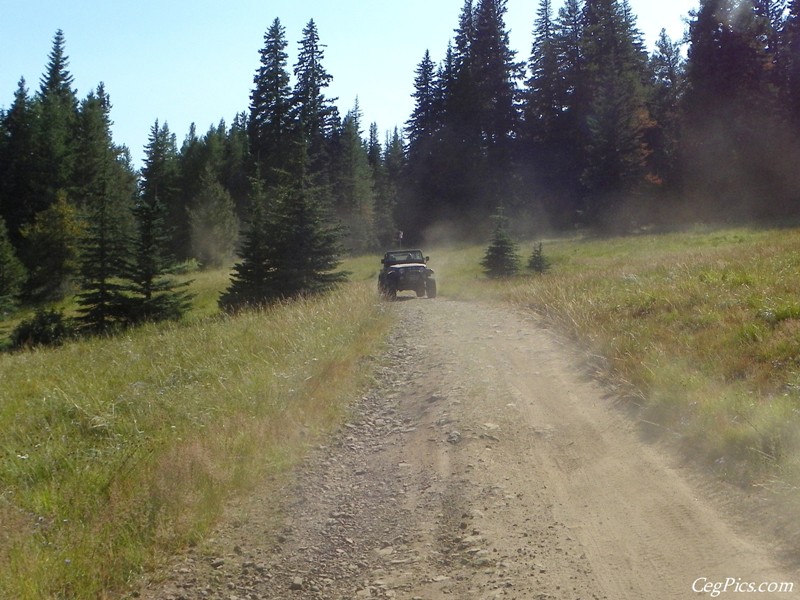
[435, 227, 800, 489]
[0, 279, 391, 599]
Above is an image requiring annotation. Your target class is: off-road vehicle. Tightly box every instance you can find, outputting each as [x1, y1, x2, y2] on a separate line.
[378, 250, 437, 300]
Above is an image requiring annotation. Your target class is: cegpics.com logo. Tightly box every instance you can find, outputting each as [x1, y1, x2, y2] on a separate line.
[693, 577, 795, 597]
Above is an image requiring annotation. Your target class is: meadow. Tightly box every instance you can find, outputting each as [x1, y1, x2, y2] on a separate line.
[2, 224, 800, 597]
[433, 226, 800, 491]
[0, 278, 392, 599]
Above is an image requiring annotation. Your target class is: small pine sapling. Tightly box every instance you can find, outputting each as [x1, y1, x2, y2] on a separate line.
[481, 207, 521, 278]
[527, 242, 551, 273]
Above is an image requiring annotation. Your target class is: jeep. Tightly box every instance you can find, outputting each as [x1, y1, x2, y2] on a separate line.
[378, 250, 437, 300]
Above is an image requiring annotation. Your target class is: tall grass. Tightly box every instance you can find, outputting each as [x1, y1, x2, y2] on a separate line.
[0, 281, 391, 599]
[483, 228, 800, 490]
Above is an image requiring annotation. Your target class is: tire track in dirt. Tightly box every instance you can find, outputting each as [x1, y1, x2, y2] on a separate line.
[135, 298, 797, 600]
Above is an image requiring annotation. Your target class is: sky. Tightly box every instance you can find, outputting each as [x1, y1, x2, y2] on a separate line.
[1, 0, 698, 170]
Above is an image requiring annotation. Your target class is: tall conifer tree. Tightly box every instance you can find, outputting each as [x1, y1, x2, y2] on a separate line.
[75, 86, 136, 333]
[578, 0, 652, 215]
[33, 29, 79, 209]
[292, 20, 337, 167]
[249, 18, 293, 186]
[333, 100, 377, 252]
[126, 120, 191, 322]
[0, 79, 37, 246]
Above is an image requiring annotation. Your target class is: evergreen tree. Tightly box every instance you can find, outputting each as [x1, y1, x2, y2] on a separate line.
[442, 0, 487, 214]
[222, 112, 252, 220]
[406, 50, 439, 153]
[647, 30, 686, 188]
[784, 0, 800, 124]
[332, 100, 377, 253]
[249, 18, 293, 186]
[127, 191, 192, 322]
[0, 216, 26, 313]
[32, 29, 79, 210]
[188, 169, 239, 268]
[221, 165, 348, 307]
[527, 241, 551, 273]
[471, 0, 521, 167]
[578, 0, 653, 217]
[682, 0, 788, 216]
[368, 124, 399, 248]
[527, 0, 561, 140]
[219, 178, 274, 309]
[20, 191, 82, 300]
[523, 0, 583, 225]
[402, 50, 444, 238]
[0, 78, 37, 247]
[292, 19, 337, 170]
[173, 123, 204, 260]
[126, 121, 192, 322]
[481, 206, 520, 278]
[141, 120, 180, 218]
[264, 176, 349, 299]
[74, 86, 136, 334]
[381, 128, 406, 247]
[406, 0, 522, 235]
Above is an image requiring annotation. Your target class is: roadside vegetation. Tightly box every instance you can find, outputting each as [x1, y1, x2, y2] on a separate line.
[437, 226, 800, 499]
[0, 280, 391, 599]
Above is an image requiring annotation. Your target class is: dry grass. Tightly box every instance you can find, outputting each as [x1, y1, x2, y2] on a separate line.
[0, 280, 391, 599]
[478, 228, 800, 491]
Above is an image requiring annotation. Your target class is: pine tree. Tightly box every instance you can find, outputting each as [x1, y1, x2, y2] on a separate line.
[173, 123, 204, 260]
[523, 0, 581, 225]
[382, 128, 405, 246]
[784, 0, 800, 124]
[219, 178, 274, 309]
[0, 216, 26, 313]
[368, 124, 399, 248]
[0, 78, 37, 247]
[249, 18, 293, 186]
[266, 177, 349, 299]
[527, 242, 551, 273]
[481, 206, 520, 278]
[682, 0, 788, 215]
[292, 19, 337, 169]
[471, 0, 521, 160]
[126, 120, 192, 323]
[221, 166, 348, 308]
[33, 30, 79, 210]
[20, 191, 82, 300]
[332, 100, 377, 252]
[141, 120, 180, 215]
[188, 169, 239, 268]
[402, 50, 443, 237]
[74, 86, 136, 334]
[647, 30, 685, 188]
[453, 0, 521, 214]
[527, 0, 561, 141]
[222, 112, 252, 220]
[578, 0, 653, 216]
[406, 50, 439, 153]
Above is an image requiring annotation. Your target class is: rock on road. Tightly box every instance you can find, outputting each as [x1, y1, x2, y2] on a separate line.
[138, 298, 797, 600]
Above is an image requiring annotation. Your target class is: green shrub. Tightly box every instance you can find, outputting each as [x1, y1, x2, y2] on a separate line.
[527, 242, 551, 273]
[11, 309, 76, 349]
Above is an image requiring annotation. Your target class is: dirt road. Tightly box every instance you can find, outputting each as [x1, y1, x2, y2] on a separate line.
[138, 298, 797, 600]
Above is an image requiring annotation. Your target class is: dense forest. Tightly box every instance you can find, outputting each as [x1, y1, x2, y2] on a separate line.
[2, 0, 800, 328]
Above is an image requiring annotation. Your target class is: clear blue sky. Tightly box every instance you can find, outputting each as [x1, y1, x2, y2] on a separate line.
[1, 0, 697, 169]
